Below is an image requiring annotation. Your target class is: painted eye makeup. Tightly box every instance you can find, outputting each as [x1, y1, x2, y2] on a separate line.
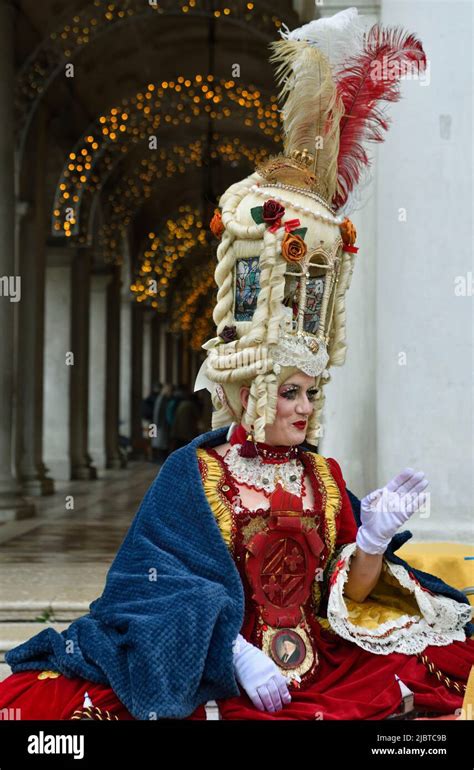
[280, 386, 319, 401]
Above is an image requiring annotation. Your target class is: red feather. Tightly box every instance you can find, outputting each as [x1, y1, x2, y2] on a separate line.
[333, 24, 426, 209]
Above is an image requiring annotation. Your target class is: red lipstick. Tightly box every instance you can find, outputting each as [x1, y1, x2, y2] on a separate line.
[292, 421, 307, 430]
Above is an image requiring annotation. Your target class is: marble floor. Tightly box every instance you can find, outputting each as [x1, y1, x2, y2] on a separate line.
[0, 462, 158, 563]
[0, 461, 158, 680]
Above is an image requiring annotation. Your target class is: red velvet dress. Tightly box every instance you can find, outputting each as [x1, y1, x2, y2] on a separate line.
[0, 443, 472, 721]
[199, 445, 474, 720]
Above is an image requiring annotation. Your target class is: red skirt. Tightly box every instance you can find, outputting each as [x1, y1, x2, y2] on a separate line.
[1, 632, 472, 721]
[216, 629, 474, 720]
[0, 670, 206, 721]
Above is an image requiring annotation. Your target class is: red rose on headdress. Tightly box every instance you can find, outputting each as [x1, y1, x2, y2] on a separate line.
[263, 199, 285, 225]
[219, 325, 238, 343]
[210, 210, 224, 239]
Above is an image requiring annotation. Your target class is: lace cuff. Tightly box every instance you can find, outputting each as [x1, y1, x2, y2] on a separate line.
[326, 542, 472, 655]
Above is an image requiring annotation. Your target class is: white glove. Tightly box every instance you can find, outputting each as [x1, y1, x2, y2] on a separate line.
[232, 633, 292, 713]
[356, 468, 429, 555]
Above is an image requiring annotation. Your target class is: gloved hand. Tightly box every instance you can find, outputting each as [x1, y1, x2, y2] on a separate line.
[356, 468, 429, 555]
[232, 633, 292, 712]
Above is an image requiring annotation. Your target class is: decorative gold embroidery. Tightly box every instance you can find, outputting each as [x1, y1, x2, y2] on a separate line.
[197, 455, 208, 483]
[37, 670, 61, 680]
[307, 454, 341, 556]
[301, 516, 316, 531]
[196, 448, 234, 550]
[242, 516, 267, 544]
[261, 622, 316, 679]
[312, 581, 322, 610]
[197, 447, 343, 616]
[304, 452, 342, 612]
[314, 616, 336, 634]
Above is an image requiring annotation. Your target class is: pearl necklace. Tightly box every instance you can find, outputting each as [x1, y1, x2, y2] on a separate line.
[224, 444, 304, 496]
[250, 184, 344, 226]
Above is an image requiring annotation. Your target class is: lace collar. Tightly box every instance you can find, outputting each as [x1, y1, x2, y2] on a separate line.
[225, 423, 304, 496]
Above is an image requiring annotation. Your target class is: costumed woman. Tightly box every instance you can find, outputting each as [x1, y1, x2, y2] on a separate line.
[0, 8, 473, 721]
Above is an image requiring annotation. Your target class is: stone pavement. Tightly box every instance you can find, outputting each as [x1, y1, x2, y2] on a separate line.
[0, 461, 158, 681]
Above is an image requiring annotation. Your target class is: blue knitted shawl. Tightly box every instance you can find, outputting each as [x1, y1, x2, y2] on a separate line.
[5, 427, 473, 719]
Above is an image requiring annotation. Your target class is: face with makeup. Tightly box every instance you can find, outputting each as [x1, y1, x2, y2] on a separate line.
[240, 370, 318, 447]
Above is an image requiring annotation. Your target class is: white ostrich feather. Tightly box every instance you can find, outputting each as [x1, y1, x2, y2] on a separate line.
[279, 7, 367, 76]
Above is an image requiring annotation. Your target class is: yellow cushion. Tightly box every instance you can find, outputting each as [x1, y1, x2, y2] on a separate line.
[461, 665, 474, 720]
[345, 563, 421, 628]
[397, 542, 474, 605]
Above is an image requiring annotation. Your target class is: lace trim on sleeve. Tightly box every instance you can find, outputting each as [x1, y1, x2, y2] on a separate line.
[326, 542, 472, 655]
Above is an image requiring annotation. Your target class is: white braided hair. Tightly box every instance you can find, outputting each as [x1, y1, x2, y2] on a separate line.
[206, 170, 354, 443]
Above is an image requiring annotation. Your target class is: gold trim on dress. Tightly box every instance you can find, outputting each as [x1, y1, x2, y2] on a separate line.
[306, 453, 340, 555]
[304, 452, 341, 612]
[196, 448, 234, 550]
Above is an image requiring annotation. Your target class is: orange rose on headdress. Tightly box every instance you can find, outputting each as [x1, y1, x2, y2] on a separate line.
[210, 209, 224, 240]
[340, 217, 357, 246]
[281, 232, 307, 263]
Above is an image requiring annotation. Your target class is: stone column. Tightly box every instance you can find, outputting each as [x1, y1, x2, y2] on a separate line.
[190, 349, 199, 390]
[151, 314, 161, 388]
[43, 248, 74, 481]
[105, 266, 123, 468]
[130, 303, 144, 454]
[16, 104, 54, 495]
[0, 0, 35, 520]
[181, 332, 191, 387]
[70, 251, 96, 479]
[88, 272, 110, 472]
[158, 319, 168, 384]
[165, 324, 174, 385]
[142, 310, 153, 397]
[172, 334, 180, 386]
[119, 239, 132, 443]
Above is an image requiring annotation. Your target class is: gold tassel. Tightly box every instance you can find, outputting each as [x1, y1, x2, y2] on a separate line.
[70, 705, 119, 720]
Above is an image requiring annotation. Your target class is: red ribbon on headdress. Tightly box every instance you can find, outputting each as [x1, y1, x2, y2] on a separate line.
[342, 244, 359, 253]
[268, 218, 301, 234]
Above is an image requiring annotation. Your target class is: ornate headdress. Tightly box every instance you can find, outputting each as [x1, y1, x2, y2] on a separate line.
[195, 7, 426, 444]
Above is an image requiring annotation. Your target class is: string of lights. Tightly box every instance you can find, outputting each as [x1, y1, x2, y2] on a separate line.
[52, 79, 280, 241]
[98, 139, 269, 263]
[15, 0, 284, 158]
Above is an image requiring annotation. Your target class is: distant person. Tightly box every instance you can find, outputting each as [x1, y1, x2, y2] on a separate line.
[141, 383, 161, 423]
[151, 383, 172, 463]
[168, 388, 200, 452]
